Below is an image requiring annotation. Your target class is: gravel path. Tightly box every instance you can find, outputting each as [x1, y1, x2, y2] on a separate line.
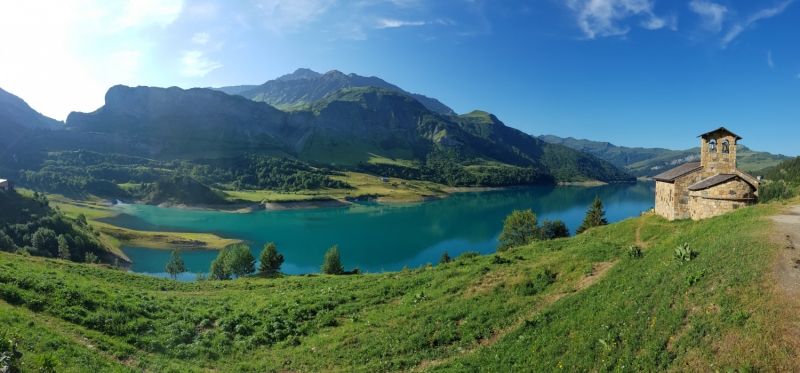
[771, 205, 800, 296]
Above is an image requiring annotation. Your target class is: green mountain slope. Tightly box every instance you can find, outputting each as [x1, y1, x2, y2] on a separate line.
[235, 69, 456, 115]
[0, 201, 791, 371]
[540, 135, 790, 177]
[9, 85, 631, 184]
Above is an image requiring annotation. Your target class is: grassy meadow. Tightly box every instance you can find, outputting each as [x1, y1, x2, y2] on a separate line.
[1, 197, 798, 372]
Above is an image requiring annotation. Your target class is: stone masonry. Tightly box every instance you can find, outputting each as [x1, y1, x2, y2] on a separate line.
[653, 127, 759, 221]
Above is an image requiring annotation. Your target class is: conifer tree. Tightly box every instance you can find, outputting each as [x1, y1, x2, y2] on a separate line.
[439, 250, 452, 265]
[575, 196, 608, 235]
[321, 245, 344, 275]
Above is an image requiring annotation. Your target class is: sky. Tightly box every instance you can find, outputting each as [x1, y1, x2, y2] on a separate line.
[1, 0, 798, 156]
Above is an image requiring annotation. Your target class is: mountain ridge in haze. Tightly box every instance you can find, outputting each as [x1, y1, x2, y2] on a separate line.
[0, 87, 63, 130]
[539, 134, 790, 177]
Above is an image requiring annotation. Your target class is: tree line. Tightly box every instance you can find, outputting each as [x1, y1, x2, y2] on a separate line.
[15, 150, 352, 197]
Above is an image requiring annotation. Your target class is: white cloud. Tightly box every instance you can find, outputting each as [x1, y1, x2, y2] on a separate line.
[255, 0, 335, 34]
[721, 0, 793, 49]
[565, 0, 671, 39]
[376, 19, 426, 29]
[688, 0, 726, 32]
[181, 51, 222, 77]
[191, 32, 211, 44]
[768, 51, 774, 68]
[112, 0, 184, 32]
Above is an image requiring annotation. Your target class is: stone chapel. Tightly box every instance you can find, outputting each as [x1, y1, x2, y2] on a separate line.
[653, 127, 760, 220]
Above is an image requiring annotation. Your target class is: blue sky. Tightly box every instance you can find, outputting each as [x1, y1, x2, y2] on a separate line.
[1, 0, 798, 155]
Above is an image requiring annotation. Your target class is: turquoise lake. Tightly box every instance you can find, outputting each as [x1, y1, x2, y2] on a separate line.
[105, 181, 656, 281]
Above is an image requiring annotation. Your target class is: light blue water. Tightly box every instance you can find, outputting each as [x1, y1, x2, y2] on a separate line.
[105, 181, 656, 281]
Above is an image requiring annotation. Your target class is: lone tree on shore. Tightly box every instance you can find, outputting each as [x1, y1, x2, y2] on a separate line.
[575, 196, 608, 235]
[321, 245, 344, 275]
[439, 250, 452, 265]
[258, 242, 284, 273]
[496, 209, 540, 252]
[165, 248, 188, 280]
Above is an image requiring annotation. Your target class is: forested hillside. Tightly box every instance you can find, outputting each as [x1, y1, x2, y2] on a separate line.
[0, 189, 109, 263]
[754, 156, 800, 203]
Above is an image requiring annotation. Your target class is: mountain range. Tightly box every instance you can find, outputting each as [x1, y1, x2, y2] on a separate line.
[0, 68, 788, 185]
[51, 85, 630, 182]
[539, 135, 791, 178]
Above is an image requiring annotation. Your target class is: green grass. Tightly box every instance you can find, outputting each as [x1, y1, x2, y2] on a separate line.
[52, 202, 240, 251]
[0, 201, 794, 372]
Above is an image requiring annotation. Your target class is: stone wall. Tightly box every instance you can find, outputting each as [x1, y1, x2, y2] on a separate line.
[687, 178, 757, 220]
[654, 170, 705, 220]
[655, 181, 675, 220]
[700, 134, 738, 178]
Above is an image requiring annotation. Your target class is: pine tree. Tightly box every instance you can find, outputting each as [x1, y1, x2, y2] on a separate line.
[165, 248, 188, 280]
[258, 242, 284, 273]
[439, 250, 452, 265]
[321, 245, 344, 275]
[575, 196, 609, 235]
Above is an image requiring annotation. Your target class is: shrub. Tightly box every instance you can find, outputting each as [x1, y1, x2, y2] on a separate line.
[457, 251, 481, 261]
[674, 243, 696, 262]
[515, 269, 556, 296]
[490, 255, 511, 264]
[85, 252, 99, 264]
[627, 245, 643, 259]
[685, 269, 705, 286]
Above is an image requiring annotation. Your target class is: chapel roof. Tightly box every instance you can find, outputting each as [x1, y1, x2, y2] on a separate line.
[686, 174, 738, 191]
[697, 127, 743, 141]
[652, 162, 702, 182]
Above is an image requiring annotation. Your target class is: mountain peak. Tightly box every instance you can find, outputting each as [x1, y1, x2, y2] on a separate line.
[277, 68, 321, 82]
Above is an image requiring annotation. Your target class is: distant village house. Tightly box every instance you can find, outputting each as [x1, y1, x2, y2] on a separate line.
[0, 179, 16, 192]
[653, 127, 759, 220]
[379, 177, 389, 182]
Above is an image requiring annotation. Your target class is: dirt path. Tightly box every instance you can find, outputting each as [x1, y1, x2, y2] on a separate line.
[770, 205, 800, 297]
[412, 260, 618, 372]
[769, 205, 800, 371]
